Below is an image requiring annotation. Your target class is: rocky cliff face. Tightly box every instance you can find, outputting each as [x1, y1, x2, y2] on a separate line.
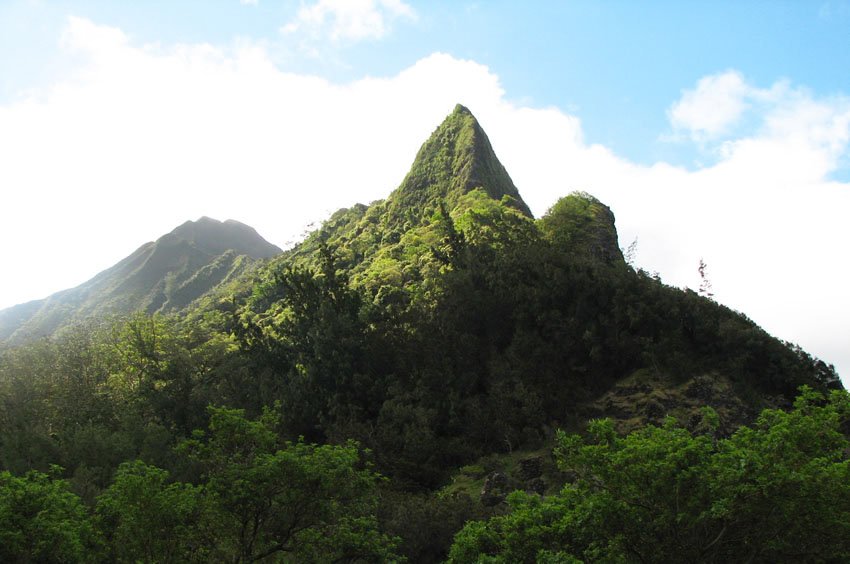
[386, 104, 532, 224]
[539, 192, 624, 264]
[278, 103, 534, 281]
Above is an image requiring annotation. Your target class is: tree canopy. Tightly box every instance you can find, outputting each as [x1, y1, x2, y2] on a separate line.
[449, 387, 850, 563]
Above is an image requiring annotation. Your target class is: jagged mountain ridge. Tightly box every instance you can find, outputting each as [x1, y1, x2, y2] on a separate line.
[0, 102, 840, 521]
[0, 217, 281, 343]
[0, 107, 843, 564]
[1, 102, 837, 419]
[274, 104, 550, 289]
[233, 103, 838, 435]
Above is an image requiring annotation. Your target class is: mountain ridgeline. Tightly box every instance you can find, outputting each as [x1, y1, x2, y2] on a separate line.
[0, 104, 844, 562]
[0, 217, 281, 343]
[210, 104, 840, 469]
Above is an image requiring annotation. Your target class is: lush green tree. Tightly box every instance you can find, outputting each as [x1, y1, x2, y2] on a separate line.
[449, 388, 850, 563]
[379, 488, 491, 563]
[96, 460, 208, 562]
[180, 405, 399, 562]
[0, 366, 62, 475]
[235, 241, 383, 441]
[0, 469, 100, 562]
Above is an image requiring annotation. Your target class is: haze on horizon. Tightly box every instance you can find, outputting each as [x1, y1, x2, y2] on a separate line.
[1, 0, 848, 384]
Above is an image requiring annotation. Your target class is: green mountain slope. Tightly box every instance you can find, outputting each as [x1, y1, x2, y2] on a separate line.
[386, 103, 531, 222]
[0, 217, 281, 343]
[0, 104, 842, 564]
[220, 104, 839, 469]
[257, 104, 537, 299]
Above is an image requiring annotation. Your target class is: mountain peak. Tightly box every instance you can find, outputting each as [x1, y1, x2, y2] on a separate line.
[451, 103, 473, 116]
[540, 192, 625, 264]
[167, 217, 281, 259]
[385, 104, 532, 226]
[0, 217, 282, 343]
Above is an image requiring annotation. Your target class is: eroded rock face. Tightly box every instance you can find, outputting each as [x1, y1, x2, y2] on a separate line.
[518, 456, 543, 481]
[525, 477, 546, 495]
[480, 472, 509, 506]
[476, 457, 549, 507]
[539, 192, 625, 264]
[386, 103, 532, 230]
[685, 377, 715, 402]
[587, 372, 758, 435]
[643, 399, 666, 420]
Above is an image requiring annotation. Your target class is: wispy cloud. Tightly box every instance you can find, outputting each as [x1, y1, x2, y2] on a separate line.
[668, 71, 752, 140]
[818, 1, 850, 20]
[282, 0, 416, 42]
[665, 69, 841, 154]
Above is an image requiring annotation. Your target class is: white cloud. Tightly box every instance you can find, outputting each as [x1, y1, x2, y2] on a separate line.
[668, 70, 752, 140]
[240, 0, 258, 6]
[61, 15, 128, 54]
[666, 69, 846, 152]
[1, 18, 848, 385]
[282, 0, 416, 42]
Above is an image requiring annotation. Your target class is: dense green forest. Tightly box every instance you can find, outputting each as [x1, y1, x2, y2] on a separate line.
[0, 105, 845, 562]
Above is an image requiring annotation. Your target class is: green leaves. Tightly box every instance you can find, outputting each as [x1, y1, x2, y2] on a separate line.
[179, 405, 399, 562]
[96, 461, 208, 562]
[0, 470, 98, 562]
[0, 405, 398, 563]
[451, 389, 850, 563]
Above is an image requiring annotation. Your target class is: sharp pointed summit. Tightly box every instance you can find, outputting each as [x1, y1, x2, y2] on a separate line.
[281, 103, 537, 272]
[386, 104, 532, 225]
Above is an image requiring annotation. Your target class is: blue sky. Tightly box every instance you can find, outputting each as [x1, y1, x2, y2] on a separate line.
[4, 1, 850, 170]
[1, 0, 849, 382]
